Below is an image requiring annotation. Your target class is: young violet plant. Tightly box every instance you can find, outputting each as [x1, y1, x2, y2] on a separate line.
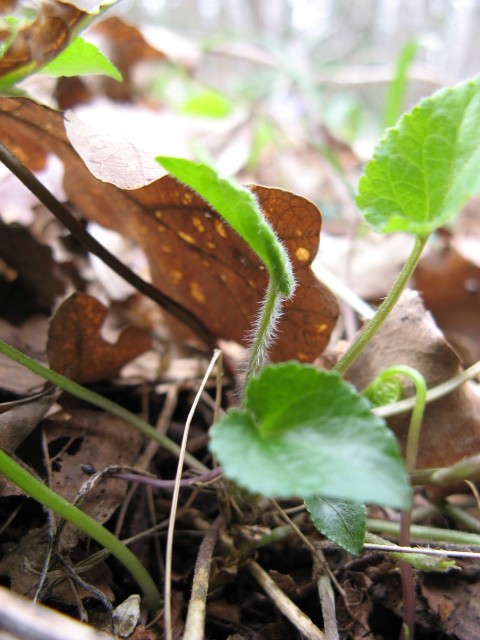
[157, 72, 480, 558]
[155, 156, 411, 514]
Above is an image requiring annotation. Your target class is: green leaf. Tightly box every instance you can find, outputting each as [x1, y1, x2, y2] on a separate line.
[383, 40, 418, 129]
[357, 74, 480, 235]
[40, 37, 122, 81]
[155, 157, 295, 297]
[305, 496, 365, 555]
[209, 362, 411, 509]
[180, 90, 232, 118]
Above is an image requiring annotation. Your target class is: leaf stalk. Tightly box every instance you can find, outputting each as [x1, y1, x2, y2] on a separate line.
[334, 234, 429, 375]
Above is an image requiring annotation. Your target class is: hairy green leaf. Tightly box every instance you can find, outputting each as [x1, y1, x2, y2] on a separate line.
[155, 157, 295, 297]
[209, 363, 411, 509]
[358, 75, 480, 235]
[305, 496, 365, 555]
[41, 37, 122, 81]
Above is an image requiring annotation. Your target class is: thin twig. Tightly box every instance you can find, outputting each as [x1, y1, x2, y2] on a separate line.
[317, 574, 339, 640]
[246, 559, 326, 640]
[164, 350, 222, 640]
[0, 141, 216, 349]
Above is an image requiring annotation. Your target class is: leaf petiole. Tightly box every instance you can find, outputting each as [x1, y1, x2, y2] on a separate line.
[334, 234, 429, 375]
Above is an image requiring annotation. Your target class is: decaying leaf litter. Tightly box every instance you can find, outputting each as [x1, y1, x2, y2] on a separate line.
[1, 5, 480, 640]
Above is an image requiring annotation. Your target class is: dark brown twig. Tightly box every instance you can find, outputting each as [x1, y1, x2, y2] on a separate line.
[0, 141, 216, 349]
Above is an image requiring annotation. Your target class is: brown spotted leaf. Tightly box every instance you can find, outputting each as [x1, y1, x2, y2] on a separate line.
[0, 97, 339, 362]
[47, 292, 151, 383]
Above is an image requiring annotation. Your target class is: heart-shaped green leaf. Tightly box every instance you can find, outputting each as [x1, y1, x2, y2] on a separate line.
[357, 75, 480, 236]
[305, 496, 365, 555]
[209, 362, 411, 509]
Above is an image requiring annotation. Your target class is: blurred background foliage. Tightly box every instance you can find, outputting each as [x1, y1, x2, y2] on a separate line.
[112, 0, 479, 147]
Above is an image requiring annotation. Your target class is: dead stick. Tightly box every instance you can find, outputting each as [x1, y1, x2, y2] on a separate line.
[0, 141, 216, 350]
[183, 516, 223, 640]
[246, 559, 326, 640]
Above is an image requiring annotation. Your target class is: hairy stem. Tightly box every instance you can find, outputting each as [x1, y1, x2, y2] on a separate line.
[334, 234, 429, 375]
[243, 280, 282, 392]
[0, 450, 161, 615]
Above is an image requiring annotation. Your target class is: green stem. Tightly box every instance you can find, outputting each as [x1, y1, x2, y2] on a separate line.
[334, 234, 429, 375]
[440, 504, 480, 534]
[369, 366, 427, 471]
[0, 449, 161, 614]
[367, 518, 480, 546]
[0, 339, 208, 473]
[243, 280, 282, 392]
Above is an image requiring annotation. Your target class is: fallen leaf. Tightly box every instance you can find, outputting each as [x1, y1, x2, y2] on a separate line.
[91, 16, 166, 101]
[47, 292, 151, 384]
[0, 525, 115, 604]
[0, 316, 48, 394]
[0, 389, 57, 454]
[43, 408, 143, 550]
[0, 97, 339, 363]
[414, 240, 480, 364]
[420, 564, 480, 640]
[0, 219, 66, 312]
[347, 289, 480, 470]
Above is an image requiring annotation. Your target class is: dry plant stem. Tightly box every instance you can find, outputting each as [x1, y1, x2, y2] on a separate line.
[246, 559, 326, 640]
[164, 349, 222, 640]
[183, 516, 223, 640]
[363, 543, 480, 559]
[0, 585, 115, 640]
[0, 141, 216, 350]
[271, 499, 344, 596]
[317, 574, 339, 640]
[0, 338, 207, 473]
[411, 454, 480, 486]
[334, 234, 429, 375]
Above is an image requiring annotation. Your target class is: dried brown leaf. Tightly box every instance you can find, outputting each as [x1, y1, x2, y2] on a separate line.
[47, 292, 151, 384]
[43, 408, 143, 550]
[0, 97, 339, 362]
